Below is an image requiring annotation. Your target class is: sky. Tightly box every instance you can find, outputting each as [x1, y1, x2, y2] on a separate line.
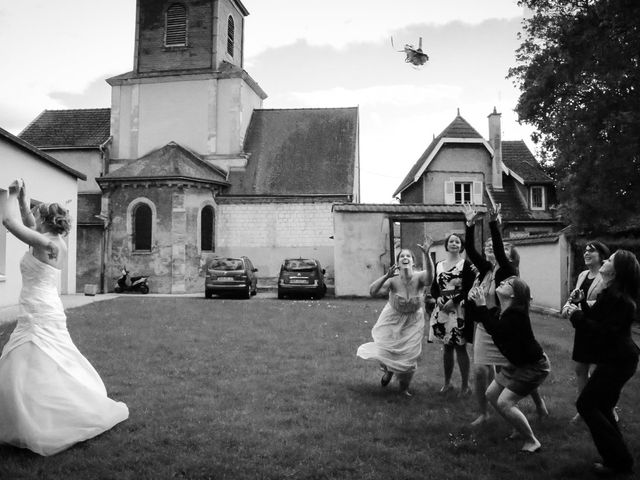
[0, 0, 534, 203]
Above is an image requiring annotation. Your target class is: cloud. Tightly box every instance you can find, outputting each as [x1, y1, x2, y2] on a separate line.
[245, 0, 523, 56]
[268, 84, 461, 109]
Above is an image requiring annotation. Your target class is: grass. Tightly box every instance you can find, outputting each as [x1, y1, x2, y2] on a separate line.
[0, 295, 639, 479]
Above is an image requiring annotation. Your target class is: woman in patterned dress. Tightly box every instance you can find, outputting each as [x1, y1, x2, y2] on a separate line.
[428, 233, 476, 395]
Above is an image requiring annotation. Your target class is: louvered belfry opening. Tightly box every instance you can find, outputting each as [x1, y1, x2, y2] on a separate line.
[165, 3, 187, 47]
[227, 15, 234, 56]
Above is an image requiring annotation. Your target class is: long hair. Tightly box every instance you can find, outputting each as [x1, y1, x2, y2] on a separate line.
[33, 203, 71, 236]
[509, 277, 531, 312]
[610, 249, 640, 306]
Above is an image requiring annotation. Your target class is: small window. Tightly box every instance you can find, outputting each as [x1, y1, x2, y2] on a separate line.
[165, 3, 187, 47]
[530, 186, 545, 210]
[454, 182, 472, 204]
[227, 15, 235, 56]
[201, 205, 214, 252]
[133, 204, 152, 251]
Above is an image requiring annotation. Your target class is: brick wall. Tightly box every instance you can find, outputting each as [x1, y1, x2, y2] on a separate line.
[216, 201, 335, 278]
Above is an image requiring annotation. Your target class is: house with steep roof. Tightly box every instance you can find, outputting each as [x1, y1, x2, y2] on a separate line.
[0, 126, 86, 306]
[19, 0, 359, 294]
[393, 109, 562, 255]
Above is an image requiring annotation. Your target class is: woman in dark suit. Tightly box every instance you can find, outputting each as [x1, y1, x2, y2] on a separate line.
[571, 249, 640, 476]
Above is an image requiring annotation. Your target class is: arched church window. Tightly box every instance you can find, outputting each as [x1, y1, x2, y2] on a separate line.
[227, 15, 235, 56]
[133, 203, 152, 251]
[201, 205, 215, 252]
[165, 3, 188, 47]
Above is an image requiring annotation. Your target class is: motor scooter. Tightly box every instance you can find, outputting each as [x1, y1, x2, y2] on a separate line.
[114, 267, 150, 294]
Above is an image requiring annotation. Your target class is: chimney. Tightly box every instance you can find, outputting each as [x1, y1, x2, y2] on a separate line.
[488, 107, 503, 190]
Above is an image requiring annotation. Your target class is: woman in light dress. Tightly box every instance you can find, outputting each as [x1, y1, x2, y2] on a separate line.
[357, 237, 434, 397]
[0, 179, 128, 456]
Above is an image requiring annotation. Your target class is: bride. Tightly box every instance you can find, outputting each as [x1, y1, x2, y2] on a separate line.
[0, 179, 128, 456]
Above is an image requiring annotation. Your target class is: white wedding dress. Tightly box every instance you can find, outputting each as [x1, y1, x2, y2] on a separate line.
[0, 252, 129, 456]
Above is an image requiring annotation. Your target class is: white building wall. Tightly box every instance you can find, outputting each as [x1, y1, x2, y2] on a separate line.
[216, 202, 335, 279]
[0, 139, 79, 307]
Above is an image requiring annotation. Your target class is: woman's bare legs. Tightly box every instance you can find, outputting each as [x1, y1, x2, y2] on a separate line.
[486, 381, 541, 452]
[530, 388, 549, 419]
[471, 364, 494, 426]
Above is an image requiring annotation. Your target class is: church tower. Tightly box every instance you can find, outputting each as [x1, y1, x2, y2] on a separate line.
[107, 0, 266, 170]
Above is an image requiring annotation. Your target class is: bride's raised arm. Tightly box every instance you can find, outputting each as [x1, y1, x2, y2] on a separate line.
[2, 180, 59, 260]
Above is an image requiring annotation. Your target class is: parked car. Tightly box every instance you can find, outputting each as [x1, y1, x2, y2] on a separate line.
[205, 256, 258, 299]
[277, 258, 327, 299]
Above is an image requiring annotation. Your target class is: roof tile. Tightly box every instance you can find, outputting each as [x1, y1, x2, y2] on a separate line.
[226, 108, 358, 196]
[19, 109, 111, 148]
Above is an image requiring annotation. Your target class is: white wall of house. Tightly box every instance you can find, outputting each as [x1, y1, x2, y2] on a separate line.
[43, 149, 103, 193]
[216, 201, 335, 279]
[0, 139, 79, 307]
[333, 211, 390, 297]
[511, 234, 571, 312]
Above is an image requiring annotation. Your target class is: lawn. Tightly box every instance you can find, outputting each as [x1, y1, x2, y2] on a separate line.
[1, 295, 639, 480]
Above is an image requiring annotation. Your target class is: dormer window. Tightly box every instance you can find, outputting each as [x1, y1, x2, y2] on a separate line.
[165, 4, 187, 47]
[227, 15, 235, 56]
[530, 186, 545, 210]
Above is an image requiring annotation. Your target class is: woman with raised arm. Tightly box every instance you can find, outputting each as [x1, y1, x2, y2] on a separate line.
[0, 179, 128, 456]
[463, 203, 548, 426]
[428, 233, 475, 396]
[468, 277, 550, 453]
[357, 236, 434, 397]
[570, 250, 640, 476]
[561, 241, 610, 424]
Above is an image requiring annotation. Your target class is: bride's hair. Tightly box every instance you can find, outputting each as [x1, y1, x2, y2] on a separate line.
[34, 203, 72, 236]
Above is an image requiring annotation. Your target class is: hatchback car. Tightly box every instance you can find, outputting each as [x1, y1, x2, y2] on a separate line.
[277, 258, 327, 299]
[205, 256, 258, 299]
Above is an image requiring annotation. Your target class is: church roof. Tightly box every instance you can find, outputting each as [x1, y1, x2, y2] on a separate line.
[393, 114, 487, 196]
[98, 142, 229, 186]
[225, 107, 358, 196]
[19, 109, 111, 148]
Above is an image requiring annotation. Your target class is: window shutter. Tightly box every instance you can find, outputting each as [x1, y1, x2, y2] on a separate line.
[444, 181, 455, 205]
[227, 16, 235, 56]
[472, 181, 483, 205]
[165, 4, 187, 47]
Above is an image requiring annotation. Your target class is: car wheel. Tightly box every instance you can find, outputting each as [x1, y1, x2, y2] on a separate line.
[277, 291, 284, 299]
[243, 285, 251, 299]
[205, 289, 213, 299]
[114, 286, 123, 293]
[140, 285, 149, 294]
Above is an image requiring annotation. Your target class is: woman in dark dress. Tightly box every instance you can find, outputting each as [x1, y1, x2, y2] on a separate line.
[571, 249, 640, 476]
[468, 276, 550, 453]
[561, 241, 609, 423]
[463, 203, 548, 426]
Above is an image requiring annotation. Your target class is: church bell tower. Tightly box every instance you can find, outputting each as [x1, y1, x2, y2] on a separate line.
[107, 0, 266, 165]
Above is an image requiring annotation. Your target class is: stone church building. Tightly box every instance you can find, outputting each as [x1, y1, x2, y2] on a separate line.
[20, 0, 360, 293]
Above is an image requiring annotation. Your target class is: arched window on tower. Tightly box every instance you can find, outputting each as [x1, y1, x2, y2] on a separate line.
[165, 3, 187, 47]
[227, 15, 235, 57]
[133, 203, 153, 251]
[201, 205, 215, 252]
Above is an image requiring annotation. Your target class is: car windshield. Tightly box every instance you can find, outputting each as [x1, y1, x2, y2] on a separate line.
[283, 259, 316, 272]
[209, 258, 244, 271]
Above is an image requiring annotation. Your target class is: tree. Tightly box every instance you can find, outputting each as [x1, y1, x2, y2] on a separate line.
[509, 0, 640, 235]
